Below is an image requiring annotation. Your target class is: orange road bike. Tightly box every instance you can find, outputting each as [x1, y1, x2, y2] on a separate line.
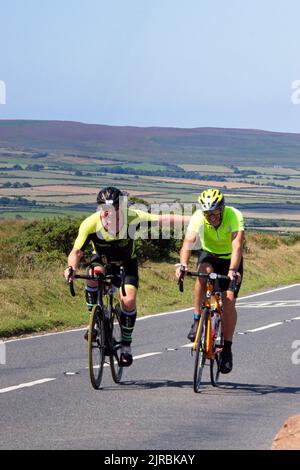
[67, 264, 126, 389]
[178, 271, 232, 393]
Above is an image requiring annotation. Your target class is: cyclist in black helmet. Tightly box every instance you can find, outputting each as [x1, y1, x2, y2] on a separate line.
[65, 186, 189, 367]
[176, 188, 245, 374]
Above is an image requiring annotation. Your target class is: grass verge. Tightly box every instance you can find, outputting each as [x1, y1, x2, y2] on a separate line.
[1, 229, 300, 338]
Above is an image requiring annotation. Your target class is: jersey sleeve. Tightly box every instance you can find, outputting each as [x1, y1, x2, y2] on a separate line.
[231, 208, 244, 232]
[73, 219, 91, 251]
[129, 208, 160, 223]
[186, 210, 203, 234]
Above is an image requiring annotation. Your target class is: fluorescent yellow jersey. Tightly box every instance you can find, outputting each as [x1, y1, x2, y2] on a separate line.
[73, 208, 159, 263]
[187, 206, 244, 259]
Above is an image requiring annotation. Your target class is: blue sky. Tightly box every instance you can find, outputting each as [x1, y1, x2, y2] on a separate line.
[0, 0, 300, 132]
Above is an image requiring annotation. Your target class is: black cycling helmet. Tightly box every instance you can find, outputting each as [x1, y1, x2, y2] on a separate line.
[97, 186, 124, 207]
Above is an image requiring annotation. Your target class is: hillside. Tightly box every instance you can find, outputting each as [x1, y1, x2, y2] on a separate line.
[1, 120, 300, 166]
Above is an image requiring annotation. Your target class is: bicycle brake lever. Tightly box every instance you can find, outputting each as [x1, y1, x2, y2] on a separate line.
[120, 267, 126, 297]
[67, 267, 76, 297]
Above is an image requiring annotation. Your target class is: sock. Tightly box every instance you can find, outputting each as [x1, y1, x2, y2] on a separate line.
[120, 309, 137, 346]
[194, 313, 200, 321]
[85, 286, 98, 311]
[223, 340, 232, 351]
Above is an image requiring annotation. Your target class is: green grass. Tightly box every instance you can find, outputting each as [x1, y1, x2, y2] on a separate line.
[2, 227, 300, 338]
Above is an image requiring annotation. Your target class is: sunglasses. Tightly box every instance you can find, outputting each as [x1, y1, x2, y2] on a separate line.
[204, 209, 222, 217]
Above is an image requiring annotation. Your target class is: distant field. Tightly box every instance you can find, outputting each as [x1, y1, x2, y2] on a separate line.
[178, 164, 234, 173]
[141, 175, 262, 189]
[1, 147, 300, 232]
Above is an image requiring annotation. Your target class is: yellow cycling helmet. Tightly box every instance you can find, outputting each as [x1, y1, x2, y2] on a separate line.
[198, 188, 225, 212]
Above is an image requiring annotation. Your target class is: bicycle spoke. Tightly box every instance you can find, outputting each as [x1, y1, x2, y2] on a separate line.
[109, 308, 123, 383]
[88, 307, 105, 389]
[210, 313, 223, 386]
[193, 313, 208, 393]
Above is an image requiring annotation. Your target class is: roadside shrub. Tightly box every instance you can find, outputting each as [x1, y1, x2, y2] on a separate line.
[281, 233, 300, 246]
[17, 217, 84, 256]
[249, 233, 279, 249]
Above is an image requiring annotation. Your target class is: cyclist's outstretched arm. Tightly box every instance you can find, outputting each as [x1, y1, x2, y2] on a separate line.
[64, 248, 84, 280]
[158, 214, 191, 226]
[175, 230, 197, 279]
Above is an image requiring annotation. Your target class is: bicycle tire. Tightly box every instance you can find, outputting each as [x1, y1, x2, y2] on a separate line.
[109, 307, 123, 383]
[193, 310, 208, 393]
[88, 306, 105, 389]
[210, 313, 223, 387]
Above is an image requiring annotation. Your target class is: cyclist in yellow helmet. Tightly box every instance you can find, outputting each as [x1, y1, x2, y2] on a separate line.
[176, 188, 245, 374]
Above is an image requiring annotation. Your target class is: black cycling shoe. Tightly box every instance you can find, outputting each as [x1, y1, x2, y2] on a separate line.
[84, 329, 97, 342]
[120, 352, 133, 367]
[220, 348, 233, 374]
[187, 320, 199, 342]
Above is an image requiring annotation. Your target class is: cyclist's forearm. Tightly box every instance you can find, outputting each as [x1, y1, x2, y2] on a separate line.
[180, 247, 191, 267]
[67, 249, 83, 270]
[229, 246, 243, 272]
[159, 214, 190, 226]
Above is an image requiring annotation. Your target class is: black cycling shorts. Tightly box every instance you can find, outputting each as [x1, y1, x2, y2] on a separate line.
[90, 255, 139, 289]
[197, 250, 243, 298]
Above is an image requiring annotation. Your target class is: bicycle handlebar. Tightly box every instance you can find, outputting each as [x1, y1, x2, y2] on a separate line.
[178, 269, 237, 293]
[67, 266, 127, 297]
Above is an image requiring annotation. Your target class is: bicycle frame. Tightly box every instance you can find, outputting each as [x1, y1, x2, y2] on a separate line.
[193, 280, 223, 359]
[67, 264, 126, 388]
[178, 269, 232, 391]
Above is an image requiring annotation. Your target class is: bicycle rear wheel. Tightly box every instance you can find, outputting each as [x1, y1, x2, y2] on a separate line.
[193, 311, 208, 393]
[88, 306, 105, 389]
[109, 307, 123, 383]
[210, 313, 223, 387]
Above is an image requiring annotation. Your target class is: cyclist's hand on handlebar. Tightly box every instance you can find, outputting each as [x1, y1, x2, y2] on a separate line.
[228, 269, 241, 285]
[64, 266, 75, 282]
[175, 263, 187, 280]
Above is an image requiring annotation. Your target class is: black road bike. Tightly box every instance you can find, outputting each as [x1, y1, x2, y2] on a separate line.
[67, 264, 126, 389]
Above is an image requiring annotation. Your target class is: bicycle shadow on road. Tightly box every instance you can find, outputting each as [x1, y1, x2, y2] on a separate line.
[200, 382, 300, 396]
[101, 379, 193, 391]
[99, 380, 300, 395]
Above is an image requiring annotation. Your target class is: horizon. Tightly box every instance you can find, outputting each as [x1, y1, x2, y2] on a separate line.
[1, 118, 300, 136]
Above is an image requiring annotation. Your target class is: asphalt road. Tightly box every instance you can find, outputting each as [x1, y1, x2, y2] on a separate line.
[1, 283, 300, 450]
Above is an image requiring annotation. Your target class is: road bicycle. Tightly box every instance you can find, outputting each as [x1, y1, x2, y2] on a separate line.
[178, 270, 233, 393]
[67, 264, 126, 389]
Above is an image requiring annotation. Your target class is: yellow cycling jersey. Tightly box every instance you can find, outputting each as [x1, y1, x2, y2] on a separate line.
[187, 206, 244, 259]
[73, 208, 160, 262]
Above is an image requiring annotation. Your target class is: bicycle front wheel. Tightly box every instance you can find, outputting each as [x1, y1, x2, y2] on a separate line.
[109, 307, 123, 383]
[88, 306, 105, 389]
[193, 311, 208, 393]
[210, 314, 223, 387]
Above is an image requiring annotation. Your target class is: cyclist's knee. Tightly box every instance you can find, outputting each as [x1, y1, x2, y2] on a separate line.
[87, 265, 104, 288]
[197, 263, 213, 287]
[120, 286, 137, 311]
[222, 291, 236, 306]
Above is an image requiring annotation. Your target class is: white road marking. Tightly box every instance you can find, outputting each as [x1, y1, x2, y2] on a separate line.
[238, 300, 300, 308]
[86, 351, 163, 369]
[0, 378, 56, 395]
[133, 352, 163, 360]
[4, 282, 300, 345]
[237, 283, 300, 300]
[245, 322, 283, 333]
